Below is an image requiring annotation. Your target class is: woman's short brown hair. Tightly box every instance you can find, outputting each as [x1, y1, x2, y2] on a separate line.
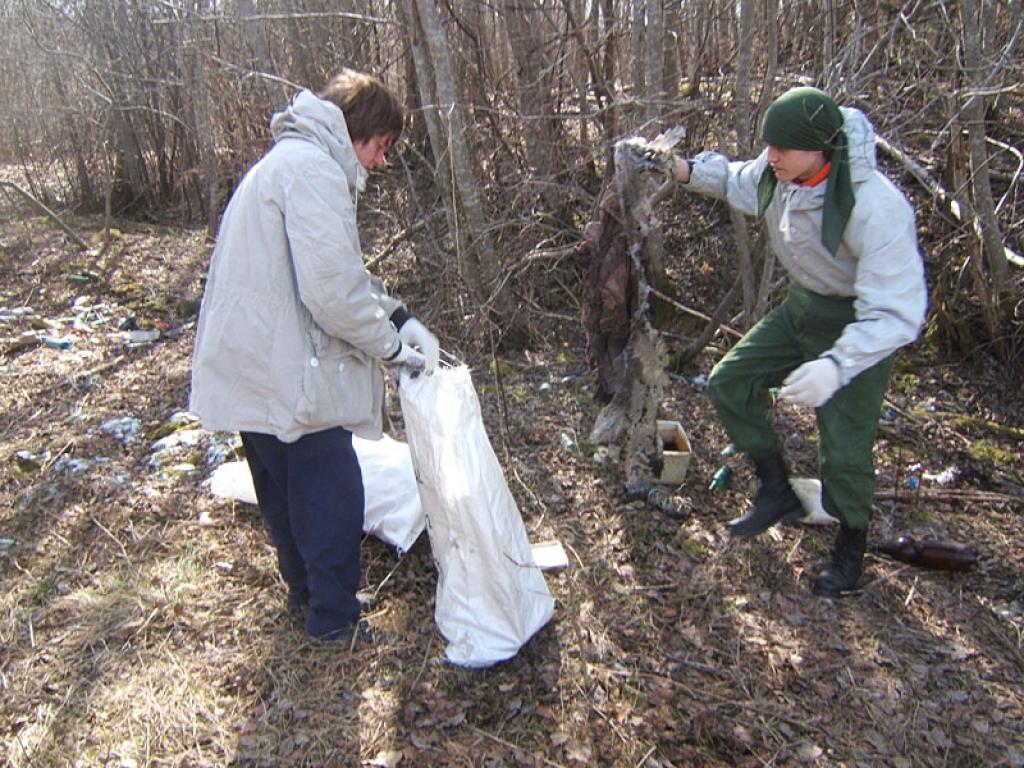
[317, 69, 404, 145]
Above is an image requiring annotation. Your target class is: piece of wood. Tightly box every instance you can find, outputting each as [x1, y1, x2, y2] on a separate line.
[875, 487, 1022, 505]
[648, 285, 744, 339]
[0, 181, 89, 250]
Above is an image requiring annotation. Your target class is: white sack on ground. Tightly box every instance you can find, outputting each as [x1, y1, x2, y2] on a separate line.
[398, 364, 555, 668]
[207, 433, 425, 554]
[790, 477, 837, 525]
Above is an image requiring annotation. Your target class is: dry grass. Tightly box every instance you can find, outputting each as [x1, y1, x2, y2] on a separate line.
[1, 184, 1023, 767]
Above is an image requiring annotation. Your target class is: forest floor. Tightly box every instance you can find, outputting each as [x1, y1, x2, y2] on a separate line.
[1, 170, 1023, 767]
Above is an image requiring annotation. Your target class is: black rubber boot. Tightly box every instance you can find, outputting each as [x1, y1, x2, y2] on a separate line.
[726, 452, 806, 538]
[813, 524, 868, 597]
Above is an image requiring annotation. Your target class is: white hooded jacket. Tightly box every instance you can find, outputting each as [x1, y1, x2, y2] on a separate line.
[189, 90, 404, 442]
[686, 107, 927, 384]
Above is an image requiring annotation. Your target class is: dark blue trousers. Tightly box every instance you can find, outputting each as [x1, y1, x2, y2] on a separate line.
[240, 427, 365, 638]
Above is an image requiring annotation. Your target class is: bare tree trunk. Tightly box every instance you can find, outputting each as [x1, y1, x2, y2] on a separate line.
[662, 4, 680, 109]
[180, 1, 218, 238]
[573, 0, 592, 146]
[643, 0, 664, 129]
[729, 0, 757, 325]
[754, 0, 780, 319]
[632, 0, 645, 121]
[107, 80, 149, 212]
[49, 55, 96, 212]
[397, 0, 461, 256]
[600, 0, 617, 110]
[504, 0, 568, 219]
[755, 0, 780, 122]
[683, 0, 708, 98]
[563, 0, 616, 147]
[286, 10, 313, 88]
[409, 0, 509, 324]
[237, 0, 287, 106]
[960, 0, 1009, 305]
[822, 0, 837, 87]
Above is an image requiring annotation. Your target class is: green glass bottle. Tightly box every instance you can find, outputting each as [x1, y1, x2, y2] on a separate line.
[708, 465, 733, 493]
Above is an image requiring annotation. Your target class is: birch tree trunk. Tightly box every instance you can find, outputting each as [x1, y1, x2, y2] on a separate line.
[397, 0, 462, 258]
[409, 0, 509, 322]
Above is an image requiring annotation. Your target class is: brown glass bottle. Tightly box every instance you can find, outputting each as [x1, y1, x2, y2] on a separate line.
[871, 536, 978, 572]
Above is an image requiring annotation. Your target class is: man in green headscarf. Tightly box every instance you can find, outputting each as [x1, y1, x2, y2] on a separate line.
[659, 86, 927, 597]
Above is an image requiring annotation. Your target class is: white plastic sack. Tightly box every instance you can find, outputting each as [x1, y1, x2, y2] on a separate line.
[207, 433, 426, 554]
[790, 477, 837, 525]
[398, 365, 554, 668]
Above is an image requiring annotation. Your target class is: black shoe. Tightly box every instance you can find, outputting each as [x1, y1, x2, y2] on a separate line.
[813, 524, 868, 597]
[316, 619, 374, 647]
[286, 590, 310, 619]
[726, 452, 805, 538]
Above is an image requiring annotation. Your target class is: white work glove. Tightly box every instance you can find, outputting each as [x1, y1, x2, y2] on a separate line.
[398, 318, 439, 375]
[780, 357, 842, 409]
[385, 341, 426, 371]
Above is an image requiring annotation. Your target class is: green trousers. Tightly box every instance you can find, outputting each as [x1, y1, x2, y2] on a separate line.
[707, 283, 894, 529]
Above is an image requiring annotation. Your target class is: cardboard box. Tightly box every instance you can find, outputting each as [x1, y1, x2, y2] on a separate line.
[657, 420, 692, 485]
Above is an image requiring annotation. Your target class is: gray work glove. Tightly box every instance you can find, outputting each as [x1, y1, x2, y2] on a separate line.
[616, 126, 687, 176]
[398, 318, 439, 375]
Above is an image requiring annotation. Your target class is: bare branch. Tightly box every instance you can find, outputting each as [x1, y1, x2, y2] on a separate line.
[0, 181, 89, 250]
[876, 135, 1023, 268]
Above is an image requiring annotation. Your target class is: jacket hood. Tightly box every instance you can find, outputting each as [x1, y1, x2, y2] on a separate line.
[839, 106, 877, 182]
[270, 89, 367, 194]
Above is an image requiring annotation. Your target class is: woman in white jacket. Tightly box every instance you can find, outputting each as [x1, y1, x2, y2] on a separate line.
[190, 70, 438, 643]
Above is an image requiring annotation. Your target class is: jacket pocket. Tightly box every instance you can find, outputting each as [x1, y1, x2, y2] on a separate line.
[295, 344, 375, 431]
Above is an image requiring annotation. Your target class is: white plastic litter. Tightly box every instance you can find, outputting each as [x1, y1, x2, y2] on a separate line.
[531, 540, 569, 571]
[923, 466, 958, 486]
[208, 461, 257, 504]
[789, 477, 837, 525]
[101, 416, 141, 443]
[207, 433, 425, 554]
[399, 365, 555, 668]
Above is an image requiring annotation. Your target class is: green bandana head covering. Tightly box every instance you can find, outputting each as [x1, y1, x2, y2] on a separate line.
[756, 86, 854, 257]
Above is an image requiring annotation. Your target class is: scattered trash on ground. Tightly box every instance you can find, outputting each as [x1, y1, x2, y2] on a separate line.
[101, 416, 141, 443]
[708, 464, 732, 492]
[923, 465, 958, 485]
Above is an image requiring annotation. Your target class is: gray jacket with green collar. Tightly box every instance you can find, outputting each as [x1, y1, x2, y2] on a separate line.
[190, 89, 404, 442]
[685, 106, 927, 385]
